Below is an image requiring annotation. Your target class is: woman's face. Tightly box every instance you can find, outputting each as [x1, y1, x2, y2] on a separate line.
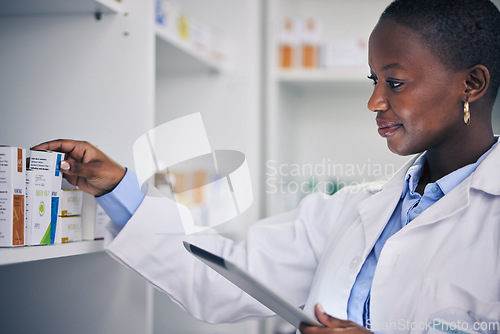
[368, 20, 466, 156]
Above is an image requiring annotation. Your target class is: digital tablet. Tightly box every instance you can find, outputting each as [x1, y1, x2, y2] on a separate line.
[183, 241, 323, 329]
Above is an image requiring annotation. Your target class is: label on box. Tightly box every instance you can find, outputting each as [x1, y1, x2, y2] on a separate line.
[12, 194, 24, 245]
[59, 189, 83, 217]
[56, 216, 82, 243]
[29, 150, 63, 176]
[29, 151, 63, 245]
[26, 171, 52, 245]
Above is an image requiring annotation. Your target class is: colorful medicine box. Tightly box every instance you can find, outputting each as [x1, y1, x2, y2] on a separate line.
[0, 146, 26, 247]
[29, 150, 63, 244]
[25, 170, 52, 245]
[59, 189, 83, 217]
[55, 216, 82, 243]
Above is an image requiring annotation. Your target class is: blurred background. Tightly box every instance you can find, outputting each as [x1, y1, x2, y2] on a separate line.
[0, 0, 499, 333]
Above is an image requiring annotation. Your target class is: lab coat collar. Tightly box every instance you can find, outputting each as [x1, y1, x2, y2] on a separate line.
[356, 136, 500, 252]
[469, 136, 500, 196]
[356, 156, 418, 257]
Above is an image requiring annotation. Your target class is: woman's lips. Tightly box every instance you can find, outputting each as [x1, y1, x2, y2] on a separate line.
[376, 120, 403, 138]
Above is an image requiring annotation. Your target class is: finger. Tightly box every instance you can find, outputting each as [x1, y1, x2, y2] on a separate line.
[62, 173, 79, 187]
[31, 139, 79, 153]
[299, 323, 340, 334]
[300, 323, 370, 334]
[32, 140, 102, 165]
[315, 304, 347, 328]
[299, 322, 321, 334]
[299, 322, 317, 334]
[59, 160, 102, 179]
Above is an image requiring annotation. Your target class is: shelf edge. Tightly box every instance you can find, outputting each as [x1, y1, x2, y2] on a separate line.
[276, 70, 369, 83]
[0, 240, 105, 266]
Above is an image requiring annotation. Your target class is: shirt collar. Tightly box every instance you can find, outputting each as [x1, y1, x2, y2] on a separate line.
[402, 154, 426, 198]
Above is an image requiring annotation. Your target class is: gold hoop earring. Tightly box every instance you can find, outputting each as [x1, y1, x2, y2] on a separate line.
[464, 98, 470, 126]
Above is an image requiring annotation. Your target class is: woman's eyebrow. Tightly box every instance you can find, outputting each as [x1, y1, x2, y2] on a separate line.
[382, 63, 405, 71]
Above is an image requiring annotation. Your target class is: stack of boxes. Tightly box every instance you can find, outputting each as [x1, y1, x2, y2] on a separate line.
[0, 146, 110, 247]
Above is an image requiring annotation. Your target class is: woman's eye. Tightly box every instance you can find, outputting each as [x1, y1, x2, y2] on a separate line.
[367, 75, 378, 85]
[387, 81, 403, 89]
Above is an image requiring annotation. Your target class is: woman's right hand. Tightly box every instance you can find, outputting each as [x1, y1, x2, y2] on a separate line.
[31, 139, 126, 197]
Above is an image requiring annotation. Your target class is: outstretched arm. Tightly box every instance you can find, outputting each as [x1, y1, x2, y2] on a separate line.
[32, 139, 126, 196]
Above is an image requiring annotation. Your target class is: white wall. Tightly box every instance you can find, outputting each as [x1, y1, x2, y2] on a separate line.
[153, 0, 265, 332]
[0, 1, 155, 333]
[0, 7, 154, 167]
[155, 0, 263, 240]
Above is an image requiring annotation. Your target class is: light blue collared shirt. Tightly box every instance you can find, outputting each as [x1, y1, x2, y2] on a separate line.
[347, 138, 498, 327]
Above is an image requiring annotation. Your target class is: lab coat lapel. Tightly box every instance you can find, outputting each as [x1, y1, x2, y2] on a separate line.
[401, 138, 500, 230]
[469, 137, 500, 196]
[356, 157, 416, 257]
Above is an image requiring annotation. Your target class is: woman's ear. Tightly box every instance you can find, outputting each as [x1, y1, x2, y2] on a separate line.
[464, 64, 490, 103]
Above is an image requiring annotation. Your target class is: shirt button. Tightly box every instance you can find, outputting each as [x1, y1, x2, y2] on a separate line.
[414, 207, 423, 214]
[431, 185, 440, 193]
[349, 256, 362, 269]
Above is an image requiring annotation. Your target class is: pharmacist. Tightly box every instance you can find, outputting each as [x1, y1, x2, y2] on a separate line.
[33, 0, 500, 332]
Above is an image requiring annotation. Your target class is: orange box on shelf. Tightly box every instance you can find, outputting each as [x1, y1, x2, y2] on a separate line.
[0, 146, 26, 247]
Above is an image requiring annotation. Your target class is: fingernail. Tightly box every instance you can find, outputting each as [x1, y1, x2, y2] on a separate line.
[317, 303, 325, 314]
[60, 161, 70, 170]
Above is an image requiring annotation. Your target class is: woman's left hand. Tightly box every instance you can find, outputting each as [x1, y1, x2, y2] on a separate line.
[299, 304, 373, 334]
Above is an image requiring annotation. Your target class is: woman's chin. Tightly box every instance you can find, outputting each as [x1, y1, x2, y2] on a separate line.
[386, 139, 414, 157]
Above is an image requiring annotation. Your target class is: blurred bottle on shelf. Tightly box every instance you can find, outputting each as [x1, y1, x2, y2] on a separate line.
[178, 14, 190, 40]
[299, 17, 322, 69]
[278, 18, 296, 69]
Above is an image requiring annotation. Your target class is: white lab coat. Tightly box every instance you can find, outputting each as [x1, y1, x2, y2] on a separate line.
[105, 141, 500, 333]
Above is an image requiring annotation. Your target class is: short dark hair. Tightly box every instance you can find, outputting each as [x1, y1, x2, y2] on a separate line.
[380, 0, 500, 101]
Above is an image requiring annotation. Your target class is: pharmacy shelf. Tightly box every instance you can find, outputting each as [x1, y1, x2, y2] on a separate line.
[0, 0, 123, 16]
[95, 0, 123, 14]
[275, 69, 373, 91]
[0, 240, 105, 266]
[155, 25, 226, 73]
[276, 69, 369, 83]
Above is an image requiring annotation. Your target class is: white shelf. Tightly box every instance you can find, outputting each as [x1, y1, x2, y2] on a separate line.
[276, 69, 369, 83]
[0, 0, 123, 16]
[155, 25, 226, 73]
[275, 69, 373, 91]
[95, 0, 123, 14]
[0, 240, 105, 266]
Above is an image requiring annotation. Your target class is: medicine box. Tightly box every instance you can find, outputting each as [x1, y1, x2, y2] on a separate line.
[29, 150, 63, 244]
[59, 189, 83, 217]
[82, 192, 108, 240]
[25, 170, 52, 245]
[0, 146, 26, 247]
[55, 216, 82, 243]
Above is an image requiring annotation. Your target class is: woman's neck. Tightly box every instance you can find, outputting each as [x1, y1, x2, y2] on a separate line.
[415, 131, 496, 195]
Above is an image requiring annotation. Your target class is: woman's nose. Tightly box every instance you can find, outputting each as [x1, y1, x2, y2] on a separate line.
[367, 86, 389, 112]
